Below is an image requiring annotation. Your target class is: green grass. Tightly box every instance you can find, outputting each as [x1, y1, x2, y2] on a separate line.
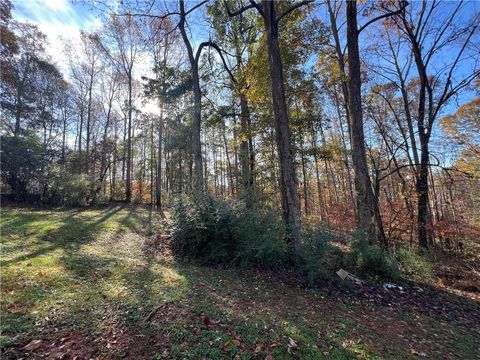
[1, 206, 479, 359]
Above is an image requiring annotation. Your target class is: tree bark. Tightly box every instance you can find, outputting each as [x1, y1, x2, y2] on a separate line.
[179, 0, 204, 193]
[126, 74, 133, 202]
[262, 0, 302, 247]
[346, 0, 386, 246]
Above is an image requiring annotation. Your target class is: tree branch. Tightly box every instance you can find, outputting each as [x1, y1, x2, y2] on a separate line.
[224, 1, 256, 17]
[358, 1, 409, 34]
[185, 0, 210, 15]
[277, 0, 314, 23]
[194, 41, 236, 84]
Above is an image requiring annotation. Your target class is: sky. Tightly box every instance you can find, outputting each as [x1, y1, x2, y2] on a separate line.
[12, 0, 101, 69]
[11, 0, 478, 123]
[12, 0, 166, 116]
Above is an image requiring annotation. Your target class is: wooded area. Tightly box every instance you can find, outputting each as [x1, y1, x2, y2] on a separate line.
[1, 0, 480, 357]
[2, 0, 479, 252]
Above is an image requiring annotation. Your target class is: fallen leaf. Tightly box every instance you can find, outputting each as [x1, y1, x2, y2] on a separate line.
[408, 348, 427, 357]
[38, 271, 47, 277]
[254, 344, 263, 353]
[270, 340, 281, 348]
[221, 341, 230, 352]
[232, 338, 241, 346]
[193, 327, 201, 336]
[7, 303, 26, 314]
[200, 314, 212, 326]
[23, 339, 44, 351]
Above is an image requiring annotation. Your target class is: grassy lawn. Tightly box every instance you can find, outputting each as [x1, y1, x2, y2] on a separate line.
[1, 206, 479, 359]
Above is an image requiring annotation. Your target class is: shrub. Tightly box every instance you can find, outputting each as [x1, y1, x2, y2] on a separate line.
[296, 230, 344, 284]
[170, 196, 433, 285]
[233, 205, 287, 269]
[395, 247, 433, 282]
[170, 194, 237, 265]
[0, 134, 53, 201]
[348, 239, 400, 280]
[50, 172, 93, 206]
[170, 195, 288, 267]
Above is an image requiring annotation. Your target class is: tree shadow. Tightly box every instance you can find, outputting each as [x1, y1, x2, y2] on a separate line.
[0, 205, 126, 267]
[2, 206, 479, 359]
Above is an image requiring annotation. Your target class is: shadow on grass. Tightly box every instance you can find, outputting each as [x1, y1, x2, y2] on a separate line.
[1, 205, 479, 359]
[0, 205, 127, 267]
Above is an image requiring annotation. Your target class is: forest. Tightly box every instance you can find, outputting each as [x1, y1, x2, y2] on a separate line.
[1, 0, 480, 359]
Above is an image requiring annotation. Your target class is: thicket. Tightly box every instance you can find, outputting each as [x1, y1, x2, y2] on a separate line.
[170, 194, 288, 268]
[1, 134, 109, 206]
[170, 194, 434, 285]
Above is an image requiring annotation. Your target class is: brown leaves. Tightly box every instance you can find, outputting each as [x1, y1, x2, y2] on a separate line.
[254, 343, 263, 353]
[23, 339, 45, 351]
[408, 348, 428, 357]
[270, 338, 281, 348]
[7, 302, 30, 314]
[199, 313, 212, 326]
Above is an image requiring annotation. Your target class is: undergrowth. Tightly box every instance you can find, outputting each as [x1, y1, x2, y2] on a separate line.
[170, 195, 433, 284]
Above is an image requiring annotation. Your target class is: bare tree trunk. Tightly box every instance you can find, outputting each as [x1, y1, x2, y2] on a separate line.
[346, 0, 386, 246]
[112, 121, 118, 200]
[239, 92, 253, 196]
[85, 72, 94, 174]
[179, 0, 204, 193]
[62, 104, 67, 163]
[78, 107, 84, 154]
[126, 75, 133, 202]
[222, 124, 235, 197]
[156, 107, 164, 209]
[261, 0, 302, 246]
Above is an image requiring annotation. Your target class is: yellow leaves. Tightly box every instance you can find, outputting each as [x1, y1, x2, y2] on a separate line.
[316, 51, 344, 88]
[240, 133, 249, 143]
[440, 96, 480, 155]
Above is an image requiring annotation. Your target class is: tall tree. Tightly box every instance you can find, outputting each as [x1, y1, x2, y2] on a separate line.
[176, 0, 233, 193]
[98, 14, 145, 202]
[225, 0, 314, 247]
[395, 1, 479, 248]
[344, 0, 407, 246]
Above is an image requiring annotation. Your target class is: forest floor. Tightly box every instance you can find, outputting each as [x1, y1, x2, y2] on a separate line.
[1, 205, 479, 359]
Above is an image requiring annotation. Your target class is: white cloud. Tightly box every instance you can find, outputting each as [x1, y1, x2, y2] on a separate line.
[12, 0, 101, 70]
[11, 0, 158, 115]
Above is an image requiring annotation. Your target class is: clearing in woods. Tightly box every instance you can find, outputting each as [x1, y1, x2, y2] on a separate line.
[1, 206, 479, 359]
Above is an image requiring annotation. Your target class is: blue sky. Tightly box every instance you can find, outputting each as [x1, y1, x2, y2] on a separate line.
[12, 0, 101, 66]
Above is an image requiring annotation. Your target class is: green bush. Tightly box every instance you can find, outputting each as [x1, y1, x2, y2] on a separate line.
[171, 197, 433, 285]
[51, 172, 92, 206]
[395, 247, 433, 282]
[170, 195, 288, 267]
[171, 194, 237, 265]
[348, 240, 400, 280]
[0, 134, 52, 201]
[296, 230, 344, 284]
[233, 205, 287, 269]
